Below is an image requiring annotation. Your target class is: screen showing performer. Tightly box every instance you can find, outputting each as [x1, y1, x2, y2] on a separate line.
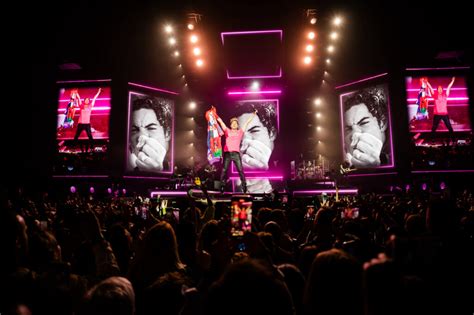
[339, 84, 394, 168]
[127, 92, 174, 174]
[405, 74, 472, 169]
[56, 86, 111, 154]
[406, 76, 471, 143]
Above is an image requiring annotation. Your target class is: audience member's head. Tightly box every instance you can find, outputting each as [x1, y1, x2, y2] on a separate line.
[81, 277, 135, 315]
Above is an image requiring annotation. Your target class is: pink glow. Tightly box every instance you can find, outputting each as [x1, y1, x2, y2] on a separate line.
[126, 91, 175, 174]
[406, 87, 467, 92]
[407, 97, 469, 102]
[57, 106, 111, 112]
[228, 90, 282, 95]
[56, 79, 112, 83]
[231, 99, 280, 174]
[335, 73, 388, 90]
[405, 66, 470, 71]
[293, 189, 358, 195]
[150, 191, 188, 197]
[411, 170, 474, 173]
[226, 68, 283, 80]
[230, 176, 283, 180]
[128, 82, 179, 95]
[221, 29, 283, 44]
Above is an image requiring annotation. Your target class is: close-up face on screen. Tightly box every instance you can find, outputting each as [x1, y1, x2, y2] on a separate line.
[339, 83, 394, 169]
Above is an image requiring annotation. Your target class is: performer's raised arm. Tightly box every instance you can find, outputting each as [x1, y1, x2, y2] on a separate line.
[242, 109, 257, 132]
[217, 115, 228, 131]
[91, 88, 102, 107]
[446, 77, 455, 97]
[426, 80, 435, 96]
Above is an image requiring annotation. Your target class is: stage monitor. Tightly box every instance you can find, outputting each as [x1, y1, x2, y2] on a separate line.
[126, 83, 176, 175]
[337, 74, 394, 170]
[405, 71, 472, 170]
[54, 80, 111, 175]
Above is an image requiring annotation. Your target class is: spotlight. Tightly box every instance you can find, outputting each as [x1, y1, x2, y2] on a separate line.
[190, 34, 198, 43]
[317, 126, 321, 130]
[190, 143, 194, 146]
[189, 101, 196, 109]
[174, 51, 180, 57]
[310, 17, 317, 24]
[196, 59, 204, 67]
[314, 98, 321, 105]
[193, 47, 201, 56]
[324, 71, 328, 75]
[107, 188, 112, 194]
[169, 37, 176, 45]
[327, 45, 334, 53]
[185, 83, 188, 86]
[303, 56, 312, 64]
[122, 189, 127, 195]
[305, 44, 314, 52]
[330, 32, 338, 40]
[70, 186, 76, 193]
[307, 31, 316, 40]
[318, 140, 321, 143]
[333, 17, 342, 26]
[89, 187, 95, 194]
[440, 182, 446, 190]
[178, 64, 182, 67]
[182, 74, 185, 78]
[187, 23, 194, 30]
[165, 25, 173, 33]
[316, 112, 321, 118]
[251, 81, 260, 90]
[326, 58, 331, 64]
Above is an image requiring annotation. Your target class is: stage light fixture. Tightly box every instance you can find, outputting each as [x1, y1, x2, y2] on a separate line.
[310, 17, 317, 24]
[330, 32, 338, 40]
[326, 58, 331, 64]
[196, 59, 204, 67]
[189, 101, 196, 109]
[334, 17, 342, 26]
[251, 81, 260, 90]
[187, 23, 194, 30]
[193, 47, 201, 56]
[308, 31, 316, 40]
[165, 25, 173, 33]
[316, 112, 321, 118]
[305, 44, 314, 52]
[169, 37, 176, 45]
[314, 98, 321, 105]
[327, 45, 334, 53]
[317, 126, 321, 131]
[174, 51, 180, 57]
[303, 56, 312, 64]
[178, 64, 182, 67]
[190, 34, 198, 43]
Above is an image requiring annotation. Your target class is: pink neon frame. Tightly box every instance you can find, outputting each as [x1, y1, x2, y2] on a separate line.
[128, 82, 179, 95]
[293, 189, 358, 195]
[221, 30, 283, 79]
[126, 90, 175, 175]
[228, 90, 282, 95]
[335, 73, 388, 90]
[230, 99, 280, 174]
[338, 75, 395, 169]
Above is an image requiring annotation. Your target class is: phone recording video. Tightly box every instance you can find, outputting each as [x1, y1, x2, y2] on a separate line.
[305, 205, 316, 220]
[231, 196, 253, 236]
[341, 207, 359, 219]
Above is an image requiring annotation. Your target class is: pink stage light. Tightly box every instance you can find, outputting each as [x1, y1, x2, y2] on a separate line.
[293, 189, 358, 195]
[226, 68, 283, 80]
[56, 79, 112, 83]
[335, 73, 388, 90]
[53, 175, 108, 178]
[221, 29, 283, 44]
[150, 191, 188, 197]
[230, 176, 284, 180]
[128, 82, 179, 95]
[347, 172, 398, 177]
[407, 97, 469, 102]
[228, 90, 282, 95]
[405, 66, 470, 71]
[411, 170, 474, 174]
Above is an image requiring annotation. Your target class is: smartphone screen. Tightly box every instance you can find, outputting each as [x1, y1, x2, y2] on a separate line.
[172, 208, 180, 222]
[305, 205, 315, 220]
[231, 197, 252, 236]
[342, 207, 359, 219]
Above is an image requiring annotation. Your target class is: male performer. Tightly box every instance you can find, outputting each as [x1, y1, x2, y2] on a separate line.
[216, 108, 257, 193]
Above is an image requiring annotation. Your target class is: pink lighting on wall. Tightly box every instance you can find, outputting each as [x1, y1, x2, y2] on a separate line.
[128, 82, 179, 95]
[335, 73, 388, 90]
[226, 68, 283, 80]
[228, 90, 282, 95]
[221, 29, 283, 44]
